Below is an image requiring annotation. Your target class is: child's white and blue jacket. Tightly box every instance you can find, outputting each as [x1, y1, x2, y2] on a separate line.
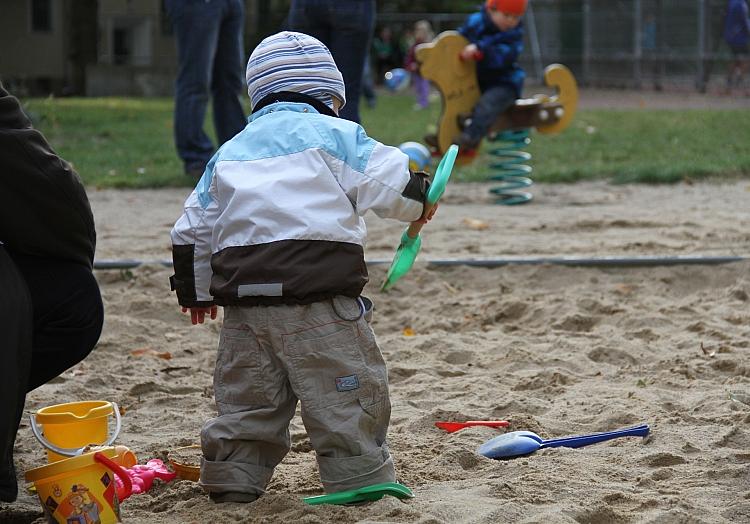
[170, 93, 429, 308]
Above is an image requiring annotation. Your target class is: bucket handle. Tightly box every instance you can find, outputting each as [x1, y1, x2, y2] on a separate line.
[94, 451, 133, 502]
[30, 402, 122, 458]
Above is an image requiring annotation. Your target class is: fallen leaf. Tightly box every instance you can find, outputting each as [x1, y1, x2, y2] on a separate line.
[402, 327, 416, 337]
[613, 284, 635, 295]
[462, 217, 489, 230]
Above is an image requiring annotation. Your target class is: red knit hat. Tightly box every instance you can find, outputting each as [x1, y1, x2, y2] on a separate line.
[486, 0, 528, 15]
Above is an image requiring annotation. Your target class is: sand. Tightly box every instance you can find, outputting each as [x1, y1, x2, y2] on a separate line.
[3, 177, 749, 524]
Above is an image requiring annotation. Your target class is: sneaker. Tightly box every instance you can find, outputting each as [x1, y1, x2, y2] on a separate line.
[456, 113, 472, 129]
[452, 131, 480, 150]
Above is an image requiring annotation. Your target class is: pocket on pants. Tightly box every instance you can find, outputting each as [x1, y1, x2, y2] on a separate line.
[215, 326, 267, 408]
[284, 320, 371, 411]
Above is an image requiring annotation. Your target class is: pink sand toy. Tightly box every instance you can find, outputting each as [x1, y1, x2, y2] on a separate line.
[113, 459, 177, 499]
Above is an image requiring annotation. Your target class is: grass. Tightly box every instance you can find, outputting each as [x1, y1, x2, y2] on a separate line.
[21, 92, 750, 188]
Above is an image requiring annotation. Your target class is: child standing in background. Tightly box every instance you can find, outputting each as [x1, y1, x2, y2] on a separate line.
[455, 0, 527, 150]
[405, 20, 435, 110]
[170, 31, 436, 503]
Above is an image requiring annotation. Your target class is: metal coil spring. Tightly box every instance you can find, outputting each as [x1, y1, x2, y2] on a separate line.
[487, 129, 533, 205]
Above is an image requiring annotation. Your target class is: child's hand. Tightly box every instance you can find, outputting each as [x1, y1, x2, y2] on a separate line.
[415, 202, 438, 225]
[460, 44, 480, 61]
[181, 306, 218, 325]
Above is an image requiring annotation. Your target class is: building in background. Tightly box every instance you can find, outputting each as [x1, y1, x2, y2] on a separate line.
[0, 0, 285, 96]
[0, 0, 97, 95]
[87, 0, 176, 96]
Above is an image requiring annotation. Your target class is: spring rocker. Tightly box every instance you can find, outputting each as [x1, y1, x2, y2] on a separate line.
[416, 31, 578, 204]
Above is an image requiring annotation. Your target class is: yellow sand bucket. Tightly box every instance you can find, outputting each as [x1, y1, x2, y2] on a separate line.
[30, 401, 122, 462]
[25, 447, 133, 524]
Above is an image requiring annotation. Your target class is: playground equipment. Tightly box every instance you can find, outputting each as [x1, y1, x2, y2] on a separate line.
[415, 31, 578, 204]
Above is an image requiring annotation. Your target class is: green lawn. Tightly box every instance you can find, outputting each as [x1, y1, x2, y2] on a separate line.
[21, 92, 750, 188]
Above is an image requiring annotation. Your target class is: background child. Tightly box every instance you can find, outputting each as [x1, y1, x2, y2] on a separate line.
[455, 0, 527, 150]
[405, 20, 435, 110]
[723, 0, 750, 92]
[170, 31, 435, 503]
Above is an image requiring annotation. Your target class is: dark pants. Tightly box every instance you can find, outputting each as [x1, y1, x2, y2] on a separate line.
[464, 84, 517, 144]
[166, 0, 247, 173]
[288, 0, 376, 124]
[0, 249, 103, 502]
[361, 55, 377, 107]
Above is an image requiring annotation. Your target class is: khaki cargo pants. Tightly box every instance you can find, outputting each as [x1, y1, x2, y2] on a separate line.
[200, 296, 395, 498]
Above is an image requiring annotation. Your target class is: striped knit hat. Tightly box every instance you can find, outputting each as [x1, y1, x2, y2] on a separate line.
[246, 31, 346, 111]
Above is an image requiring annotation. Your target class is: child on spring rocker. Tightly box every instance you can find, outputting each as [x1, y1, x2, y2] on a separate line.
[169, 31, 436, 503]
[453, 0, 527, 152]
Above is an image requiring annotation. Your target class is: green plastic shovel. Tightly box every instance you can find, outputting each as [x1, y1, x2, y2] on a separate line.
[381, 144, 459, 291]
[303, 482, 414, 506]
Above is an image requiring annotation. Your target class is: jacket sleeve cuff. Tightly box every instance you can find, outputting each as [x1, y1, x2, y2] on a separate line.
[401, 170, 431, 203]
[171, 244, 214, 307]
[169, 274, 215, 308]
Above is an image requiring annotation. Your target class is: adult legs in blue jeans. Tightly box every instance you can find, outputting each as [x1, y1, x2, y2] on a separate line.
[166, 0, 246, 177]
[288, 0, 375, 124]
[458, 84, 517, 149]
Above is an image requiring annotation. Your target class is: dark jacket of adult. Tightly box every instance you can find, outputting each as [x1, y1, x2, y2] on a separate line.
[458, 7, 525, 97]
[0, 83, 96, 267]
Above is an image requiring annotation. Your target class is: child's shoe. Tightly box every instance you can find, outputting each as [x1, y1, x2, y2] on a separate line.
[209, 491, 259, 503]
[452, 131, 480, 150]
[456, 113, 473, 129]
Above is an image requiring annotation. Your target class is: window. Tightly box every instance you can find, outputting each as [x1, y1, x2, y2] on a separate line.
[31, 0, 52, 32]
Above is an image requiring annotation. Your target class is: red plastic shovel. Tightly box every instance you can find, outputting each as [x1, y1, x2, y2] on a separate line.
[435, 420, 510, 433]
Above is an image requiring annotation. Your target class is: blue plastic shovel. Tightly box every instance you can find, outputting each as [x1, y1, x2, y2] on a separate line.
[478, 424, 650, 459]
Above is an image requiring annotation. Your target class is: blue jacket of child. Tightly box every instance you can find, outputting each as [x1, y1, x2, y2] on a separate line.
[458, 7, 525, 97]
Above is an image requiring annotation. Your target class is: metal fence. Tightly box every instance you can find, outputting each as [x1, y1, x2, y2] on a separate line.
[378, 0, 739, 92]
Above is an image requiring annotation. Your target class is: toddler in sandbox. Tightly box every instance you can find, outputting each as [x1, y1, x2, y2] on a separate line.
[169, 31, 436, 503]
